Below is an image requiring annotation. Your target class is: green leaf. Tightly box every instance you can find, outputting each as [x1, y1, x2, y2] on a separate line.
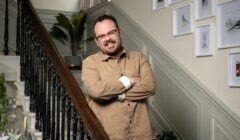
[55, 13, 71, 31]
[0, 73, 7, 133]
[55, 13, 74, 39]
[49, 25, 69, 44]
[49, 11, 93, 55]
[70, 10, 86, 42]
[76, 13, 86, 42]
[157, 131, 177, 140]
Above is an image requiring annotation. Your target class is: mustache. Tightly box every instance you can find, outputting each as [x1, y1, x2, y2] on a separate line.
[104, 39, 116, 46]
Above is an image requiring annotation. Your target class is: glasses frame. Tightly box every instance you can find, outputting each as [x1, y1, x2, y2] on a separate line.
[95, 29, 118, 41]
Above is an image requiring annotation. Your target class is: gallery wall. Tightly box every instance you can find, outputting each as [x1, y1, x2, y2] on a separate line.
[112, 0, 240, 118]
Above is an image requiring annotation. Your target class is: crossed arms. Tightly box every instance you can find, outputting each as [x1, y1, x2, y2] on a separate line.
[82, 53, 156, 102]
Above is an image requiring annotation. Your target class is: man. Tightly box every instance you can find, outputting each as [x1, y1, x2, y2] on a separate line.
[82, 14, 156, 140]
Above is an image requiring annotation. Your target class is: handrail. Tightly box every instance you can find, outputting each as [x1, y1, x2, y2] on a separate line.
[21, 0, 109, 139]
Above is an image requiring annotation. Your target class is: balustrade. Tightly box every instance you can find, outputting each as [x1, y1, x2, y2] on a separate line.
[15, 0, 109, 139]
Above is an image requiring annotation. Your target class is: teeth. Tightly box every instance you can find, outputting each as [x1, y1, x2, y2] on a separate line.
[104, 40, 115, 47]
[105, 42, 114, 47]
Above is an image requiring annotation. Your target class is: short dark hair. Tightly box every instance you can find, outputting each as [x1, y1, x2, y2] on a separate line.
[93, 14, 119, 32]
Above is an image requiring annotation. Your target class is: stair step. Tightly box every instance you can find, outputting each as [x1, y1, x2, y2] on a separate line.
[0, 56, 20, 81]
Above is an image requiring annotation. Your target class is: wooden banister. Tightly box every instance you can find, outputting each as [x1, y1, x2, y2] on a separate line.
[21, 0, 109, 139]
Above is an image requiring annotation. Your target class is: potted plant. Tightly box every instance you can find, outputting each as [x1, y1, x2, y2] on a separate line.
[156, 131, 177, 140]
[0, 73, 7, 133]
[49, 10, 93, 69]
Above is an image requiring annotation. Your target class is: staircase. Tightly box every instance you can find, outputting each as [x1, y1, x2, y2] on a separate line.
[0, 56, 86, 139]
[0, 56, 20, 82]
[0, 56, 41, 139]
[2, 0, 240, 140]
[0, 0, 109, 139]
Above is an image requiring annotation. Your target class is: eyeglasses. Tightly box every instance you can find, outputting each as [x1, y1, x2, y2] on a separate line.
[95, 29, 118, 41]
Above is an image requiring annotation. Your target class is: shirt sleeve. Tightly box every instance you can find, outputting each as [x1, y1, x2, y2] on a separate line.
[125, 53, 156, 101]
[82, 56, 126, 102]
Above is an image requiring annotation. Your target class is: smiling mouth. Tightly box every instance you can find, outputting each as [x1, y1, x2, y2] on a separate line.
[104, 39, 116, 47]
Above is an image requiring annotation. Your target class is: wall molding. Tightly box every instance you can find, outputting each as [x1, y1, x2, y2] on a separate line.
[0, 56, 20, 81]
[0, 0, 18, 54]
[0, 37, 16, 55]
[211, 116, 237, 140]
[111, 0, 240, 125]
[0, 0, 17, 18]
[36, 9, 74, 24]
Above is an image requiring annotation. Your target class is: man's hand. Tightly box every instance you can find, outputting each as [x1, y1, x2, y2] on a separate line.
[129, 74, 141, 85]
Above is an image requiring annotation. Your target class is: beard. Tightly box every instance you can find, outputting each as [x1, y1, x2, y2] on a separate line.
[102, 39, 122, 57]
[103, 39, 116, 47]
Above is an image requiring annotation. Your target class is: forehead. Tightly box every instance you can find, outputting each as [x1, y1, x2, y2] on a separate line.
[94, 19, 117, 34]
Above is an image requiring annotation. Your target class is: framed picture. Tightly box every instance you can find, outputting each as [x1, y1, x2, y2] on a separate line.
[173, 4, 193, 36]
[228, 53, 240, 87]
[195, 24, 213, 56]
[153, 0, 167, 10]
[217, 0, 240, 49]
[168, 0, 182, 5]
[195, 0, 214, 20]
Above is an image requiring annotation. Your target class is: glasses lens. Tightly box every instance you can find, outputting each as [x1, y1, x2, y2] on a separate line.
[96, 29, 118, 41]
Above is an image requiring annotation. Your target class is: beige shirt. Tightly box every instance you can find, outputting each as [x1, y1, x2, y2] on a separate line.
[82, 50, 156, 140]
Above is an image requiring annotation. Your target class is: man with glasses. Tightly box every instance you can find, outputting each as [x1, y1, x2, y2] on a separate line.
[82, 14, 156, 140]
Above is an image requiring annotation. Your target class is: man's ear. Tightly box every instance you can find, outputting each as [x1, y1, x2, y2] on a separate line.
[118, 28, 122, 37]
[95, 38, 99, 46]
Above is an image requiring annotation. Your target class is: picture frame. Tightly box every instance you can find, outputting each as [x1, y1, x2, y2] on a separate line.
[195, 0, 214, 20]
[168, 0, 182, 5]
[195, 24, 213, 56]
[217, 0, 240, 49]
[228, 53, 240, 87]
[153, 0, 167, 10]
[173, 4, 193, 36]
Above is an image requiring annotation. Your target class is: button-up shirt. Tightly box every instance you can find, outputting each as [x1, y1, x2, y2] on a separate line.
[82, 49, 156, 140]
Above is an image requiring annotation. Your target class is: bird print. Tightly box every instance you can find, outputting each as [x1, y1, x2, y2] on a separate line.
[181, 15, 188, 27]
[202, 0, 208, 6]
[236, 62, 240, 77]
[228, 19, 240, 31]
[201, 32, 207, 48]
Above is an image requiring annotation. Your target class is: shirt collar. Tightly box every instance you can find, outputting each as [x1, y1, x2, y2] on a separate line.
[99, 49, 129, 61]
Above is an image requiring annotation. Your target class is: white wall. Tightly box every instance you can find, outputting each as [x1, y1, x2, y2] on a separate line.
[111, 0, 240, 118]
[30, 0, 102, 12]
[30, 0, 82, 12]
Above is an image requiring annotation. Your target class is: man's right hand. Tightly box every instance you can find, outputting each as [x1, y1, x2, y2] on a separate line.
[129, 74, 141, 85]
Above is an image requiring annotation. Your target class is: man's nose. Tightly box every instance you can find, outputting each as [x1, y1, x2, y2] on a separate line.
[105, 35, 111, 41]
